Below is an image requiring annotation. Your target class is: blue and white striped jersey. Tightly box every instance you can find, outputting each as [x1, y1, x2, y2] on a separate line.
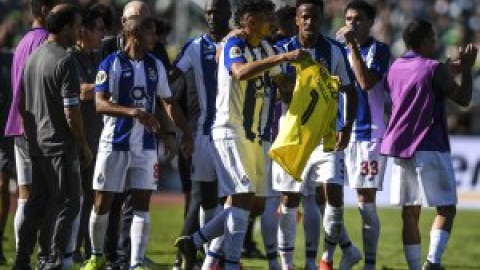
[344, 37, 391, 141]
[95, 51, 171, 151]
[213, 37, 281, 141]
[282, 35, 354, 130]
[174, 34, 218, 135]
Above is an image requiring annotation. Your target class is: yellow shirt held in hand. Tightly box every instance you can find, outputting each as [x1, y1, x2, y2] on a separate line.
[269, 60, 339, 182]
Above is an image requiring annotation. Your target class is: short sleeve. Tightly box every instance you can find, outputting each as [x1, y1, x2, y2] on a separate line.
[156, 60, 172, 99]
[95, 55, 113, 93]
[174, 39, 195, 73]
[223, 37, 247, 73]
[58, 56, 80, 107]
[369, 43, 391, 77]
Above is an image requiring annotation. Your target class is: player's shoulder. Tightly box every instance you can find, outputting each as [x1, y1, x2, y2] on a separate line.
[99, 51, 122, 68]
[224, 36, 247, 48]
[372, 39, 391, 56]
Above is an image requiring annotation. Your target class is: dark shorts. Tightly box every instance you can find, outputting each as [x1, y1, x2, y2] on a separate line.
[0, 136, 15, 178]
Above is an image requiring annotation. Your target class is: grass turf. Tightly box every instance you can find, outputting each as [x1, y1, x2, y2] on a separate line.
[1, 206, 479, 269]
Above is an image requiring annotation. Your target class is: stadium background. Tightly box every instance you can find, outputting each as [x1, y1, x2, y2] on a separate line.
[1, 0, 480, 205]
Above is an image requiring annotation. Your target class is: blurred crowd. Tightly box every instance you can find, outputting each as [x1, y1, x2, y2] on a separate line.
[1, 0, 480, 134]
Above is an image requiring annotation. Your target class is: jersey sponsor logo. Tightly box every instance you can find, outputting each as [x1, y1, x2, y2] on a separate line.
[96, 71, 107, 84]
[230, 46, 242, 58]
[130, 86, 152, 107]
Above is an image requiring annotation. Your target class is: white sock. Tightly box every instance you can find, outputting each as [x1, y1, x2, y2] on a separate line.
[65, 196, 82, 256]
[202, 237, 224, 270]
[427, 229, 449, 264]
[261, 196, 280, 264]
[321, 205, 343, 262]
[89, 210, 109, 256]
[201, 206, 218, 253]
[359, 202, 380, 266]
[130, 211, 150, 267]
[278, 205, 297, 269]
[404, 244, 422, 270]
[224, 206, 249, 269]
[303, 195, 320, 268]
[14, 198, 27, 250]
[193, 205, 230, 249]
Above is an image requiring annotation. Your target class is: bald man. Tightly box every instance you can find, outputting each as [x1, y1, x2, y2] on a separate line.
[96, 2, 174, 268]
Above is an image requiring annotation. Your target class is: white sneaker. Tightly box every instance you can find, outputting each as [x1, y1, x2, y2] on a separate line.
[339, 245, 362, 270]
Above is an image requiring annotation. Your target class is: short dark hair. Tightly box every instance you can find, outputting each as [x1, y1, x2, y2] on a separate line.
[234, 0, 275, 26]
[295, 0, 323, 12]
[90, 4, 114, 32]
[45, 5, 80, 34]
[276, 6, 296, 22]
[403, 19, 433, 50]
[30, 0, 59, 18]
[345, 0, 376, 21]
[81, 8, 103, 30]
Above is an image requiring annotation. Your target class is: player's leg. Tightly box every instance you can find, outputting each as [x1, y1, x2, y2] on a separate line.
[355, 189, 379, 269]
[75, 161, 95, 261]
[302, 193, 320, 270]
[390, 156, 422, 270]
[84, 150, 127, 270]
[129, 189, 152, 268]
[0, 136, 14, 264]
[261, 195, 281, 270]
[278, 192, 300, 270]
[402, 205, 422, 270]
[418, 152, 457, 269]
[13, 155, 49, 269]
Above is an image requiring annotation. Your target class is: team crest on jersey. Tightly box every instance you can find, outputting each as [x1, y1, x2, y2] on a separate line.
[230, 46, 242, 58]
[148, 68, 157, 82]
[96, 71, 107, 84]
[97, 173, 105, 185]
[240, 175, 249, 186]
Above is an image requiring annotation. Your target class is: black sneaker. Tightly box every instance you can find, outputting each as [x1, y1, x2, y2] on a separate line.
[422, 261, 446, 270]
[174, 236, 197, 270]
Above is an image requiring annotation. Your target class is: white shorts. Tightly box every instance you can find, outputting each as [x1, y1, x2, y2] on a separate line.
[344, 141, 386, 190]
[213, 137, 266, 197]
[390, 151, 457, 207]
[14, 141, 32, 186]
[273, 144, 345, 195]
[263, 141, 280, 197]
[191, 133, 217, 182]
[93, 149, 158, 192]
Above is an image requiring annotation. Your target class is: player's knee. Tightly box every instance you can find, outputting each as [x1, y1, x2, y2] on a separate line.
[325, 183, 343, 207]
[437, 205, 456, 220]
[402, 206, 420, 225]
[18, 184, 32, 199]
[357, 188, 376, 203]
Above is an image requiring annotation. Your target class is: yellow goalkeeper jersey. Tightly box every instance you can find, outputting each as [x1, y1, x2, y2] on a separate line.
[269, 60, 339, 181]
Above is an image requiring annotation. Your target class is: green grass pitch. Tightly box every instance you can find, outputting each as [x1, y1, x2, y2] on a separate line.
[1, 206, 479, 269]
